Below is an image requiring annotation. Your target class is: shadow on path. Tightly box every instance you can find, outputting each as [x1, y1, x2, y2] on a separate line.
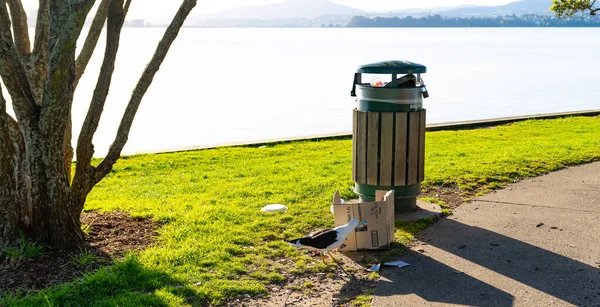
[375, 218, 600, 306]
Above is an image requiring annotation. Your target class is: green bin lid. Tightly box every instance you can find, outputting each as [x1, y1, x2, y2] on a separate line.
[357, 60, 426, 74]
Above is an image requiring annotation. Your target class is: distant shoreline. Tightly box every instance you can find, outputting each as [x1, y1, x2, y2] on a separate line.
[124, 26, 600, 28]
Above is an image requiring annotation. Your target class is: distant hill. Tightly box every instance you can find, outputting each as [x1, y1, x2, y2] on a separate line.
[188, 0, 555, 27]
[437, 0, 553, 17]
[197, 0, 365, 20]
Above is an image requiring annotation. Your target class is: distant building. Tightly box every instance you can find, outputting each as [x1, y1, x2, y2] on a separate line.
[129, 19, 146, 27]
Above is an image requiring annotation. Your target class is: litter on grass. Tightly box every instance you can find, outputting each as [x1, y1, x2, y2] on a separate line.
[384, 260, 411, 268]
[261, 204, 288, 212]
[367, 263, 381, 272]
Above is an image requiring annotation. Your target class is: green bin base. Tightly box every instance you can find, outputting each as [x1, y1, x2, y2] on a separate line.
[354, 183, 420, 213]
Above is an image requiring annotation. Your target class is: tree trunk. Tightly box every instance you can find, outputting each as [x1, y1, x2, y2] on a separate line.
[0, 0, 196, 249]
[29, 128, 83, 246]
[0, 113, 21, 245]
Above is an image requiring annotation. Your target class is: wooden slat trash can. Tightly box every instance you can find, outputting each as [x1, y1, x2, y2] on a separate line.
[350, 60, 429, 213]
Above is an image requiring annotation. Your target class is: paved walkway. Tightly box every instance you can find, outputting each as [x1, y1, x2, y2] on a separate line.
[373, 162, 600, 307]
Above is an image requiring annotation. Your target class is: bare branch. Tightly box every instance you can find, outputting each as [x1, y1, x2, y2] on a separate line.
[590, 0, 599, 14]
[28, 0, 50, 106]
[39, 0, 95, 137]
[0, 1, 39, 117]
[72, 0, 128, 196]
[94, 0, 197, 184]
[74, 0, 111, 88]
[67, 0, 109, 182]
[7, 0, 30, 56]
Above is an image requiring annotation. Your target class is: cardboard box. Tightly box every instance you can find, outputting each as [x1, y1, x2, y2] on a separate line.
[332, 190, 395, 252]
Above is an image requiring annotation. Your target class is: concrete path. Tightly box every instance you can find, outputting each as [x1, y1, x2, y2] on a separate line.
[373, 162, 600, 307]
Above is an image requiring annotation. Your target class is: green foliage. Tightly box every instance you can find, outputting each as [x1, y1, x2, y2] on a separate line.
[551, 0, 600, 18]
[351, 289, 375, 307]
[81, 220, 95, 236]
[1, 234, 46, 264]
[394, 218, 436, 246]
[368, 272, 380, 280]
[3, 116, 600, 306]
[1, 255, 194, 307]
[70, 248, 106, 267]
[419, 196, 451, 215]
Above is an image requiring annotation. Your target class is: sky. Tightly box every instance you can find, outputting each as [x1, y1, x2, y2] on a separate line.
[19, 0, 518, 22]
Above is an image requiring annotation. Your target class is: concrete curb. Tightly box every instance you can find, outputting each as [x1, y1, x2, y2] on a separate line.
[425, 109, 600, 132]
[131, 109, 600, 156]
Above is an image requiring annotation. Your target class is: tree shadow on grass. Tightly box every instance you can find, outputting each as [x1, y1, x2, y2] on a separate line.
[1, 210, 208, 306]
[1, 254, 203, 307]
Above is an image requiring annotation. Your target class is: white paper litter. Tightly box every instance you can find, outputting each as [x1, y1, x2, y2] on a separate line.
[367, 263, 380, 272]
[261, 204, 288, 212]
[384, 260, 411, 268]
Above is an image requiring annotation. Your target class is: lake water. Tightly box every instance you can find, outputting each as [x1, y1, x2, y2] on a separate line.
[68, 28, 600, 156]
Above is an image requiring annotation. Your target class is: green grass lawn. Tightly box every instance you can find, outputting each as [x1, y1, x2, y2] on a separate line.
[3, 116, 600, 306]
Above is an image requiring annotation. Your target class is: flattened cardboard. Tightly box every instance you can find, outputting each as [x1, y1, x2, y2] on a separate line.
[332, 190, 395, 252]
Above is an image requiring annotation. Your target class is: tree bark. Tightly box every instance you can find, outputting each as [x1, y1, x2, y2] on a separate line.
[0, 89, 21, 245]
[7, 0, 31, 57]
[24, 0, 95, 246]
[0, 2, 38, 118]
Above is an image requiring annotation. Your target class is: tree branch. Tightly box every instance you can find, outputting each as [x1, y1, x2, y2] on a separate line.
[39, 0, 95, 139]
[0, 0, 39, 118]
[72, 0, 129, 197]
[28, 0, 50, 106]
[64, 0, 109, 184]
[552, 0, 600, 17]
[74, 0, 111, 88]
[7, 0, 31, 57]
[94, 0, 196, 184]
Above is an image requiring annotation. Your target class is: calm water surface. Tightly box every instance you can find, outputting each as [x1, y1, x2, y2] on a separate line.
[68, 28, 600, 156]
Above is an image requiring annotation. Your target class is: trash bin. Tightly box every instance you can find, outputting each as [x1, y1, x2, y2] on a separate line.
[350, 60, 429, 213]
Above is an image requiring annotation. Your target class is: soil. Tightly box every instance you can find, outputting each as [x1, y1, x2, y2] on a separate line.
[0, 210, 160, 295]
[225, 252, 381, 307]
[227, 186, 472, 306]
[421, 184, 472, 209]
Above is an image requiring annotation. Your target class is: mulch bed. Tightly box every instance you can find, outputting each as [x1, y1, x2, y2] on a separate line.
[0, 210, 160, 295]
[82, 210, 159, 256]
[422, 185, 472, 209]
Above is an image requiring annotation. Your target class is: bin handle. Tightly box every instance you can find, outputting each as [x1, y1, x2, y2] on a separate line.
[351, 73, 360, 97]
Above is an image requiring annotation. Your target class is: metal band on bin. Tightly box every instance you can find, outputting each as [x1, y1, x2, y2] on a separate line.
[356, 84, 424, 112]
[354, 183, 421, 200]
[357, 100, 422, 112]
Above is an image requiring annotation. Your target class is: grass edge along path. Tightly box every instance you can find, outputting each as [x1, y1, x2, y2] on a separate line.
[2, 115, 599, 306]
